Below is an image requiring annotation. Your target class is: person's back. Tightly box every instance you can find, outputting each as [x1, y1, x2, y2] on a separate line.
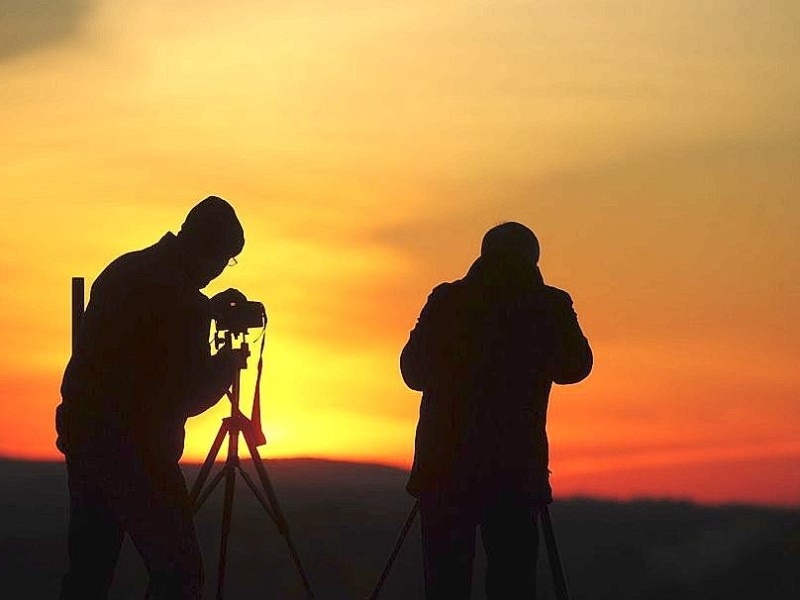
[401, 221, 592, 599]
[59, 232, 222, 463]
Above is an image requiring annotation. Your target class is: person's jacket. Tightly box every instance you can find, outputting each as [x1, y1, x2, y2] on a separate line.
[56, 233, 235, 464]
[400, 255, 592, 500]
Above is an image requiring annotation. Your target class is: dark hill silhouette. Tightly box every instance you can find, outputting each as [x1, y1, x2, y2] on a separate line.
[1, 458, 797, 599]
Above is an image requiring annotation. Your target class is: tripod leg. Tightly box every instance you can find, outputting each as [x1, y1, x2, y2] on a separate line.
[366, 500, 420, 600]
[540, 504, 570, 600]
[195, 466, 227, 512]
[215, 464, 237, 600]
[235, 464, 277, 522]
[243, 432, 316, 600]
[189, 421, 229, 505]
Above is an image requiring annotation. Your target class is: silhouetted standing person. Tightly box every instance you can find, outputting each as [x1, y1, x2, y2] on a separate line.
[401, 222, 592, 600]
[56, 196, 247, 599]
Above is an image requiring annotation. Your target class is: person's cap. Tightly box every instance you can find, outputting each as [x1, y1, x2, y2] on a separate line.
[179, 196, 245, 259]
[480, 221, 540, 264]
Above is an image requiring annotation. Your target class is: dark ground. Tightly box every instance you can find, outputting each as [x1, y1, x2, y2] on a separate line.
[1, 458, 798, 599]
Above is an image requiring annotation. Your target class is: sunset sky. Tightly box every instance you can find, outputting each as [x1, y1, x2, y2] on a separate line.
[1, 0, 798, 507]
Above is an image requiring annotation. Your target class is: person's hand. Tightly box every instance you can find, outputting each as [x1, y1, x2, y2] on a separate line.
[215, 343, 246, 373]
[210, 288, 247, 314]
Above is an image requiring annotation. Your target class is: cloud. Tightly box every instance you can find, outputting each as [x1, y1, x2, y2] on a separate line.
[0, 0, 94, 62]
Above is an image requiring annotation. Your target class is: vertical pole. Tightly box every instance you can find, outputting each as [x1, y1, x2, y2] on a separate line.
[71, 277, 84, 353]
[216, 363, 241, 599]
[216, 465, 236, 600]
[228, 363, 241, 463]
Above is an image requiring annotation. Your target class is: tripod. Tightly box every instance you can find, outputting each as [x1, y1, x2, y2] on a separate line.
[188, 328, 316, 600]
[366, 500, 570, 600]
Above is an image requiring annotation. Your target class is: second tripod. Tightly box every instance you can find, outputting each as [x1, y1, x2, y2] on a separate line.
[189, 326, 316, 600]
[367, 500, 570, 600]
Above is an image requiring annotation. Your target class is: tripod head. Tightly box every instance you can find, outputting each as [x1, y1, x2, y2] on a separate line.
[214, 329, 252, 370]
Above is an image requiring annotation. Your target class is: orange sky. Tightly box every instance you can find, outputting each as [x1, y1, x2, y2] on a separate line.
[1, 0, 798, 507]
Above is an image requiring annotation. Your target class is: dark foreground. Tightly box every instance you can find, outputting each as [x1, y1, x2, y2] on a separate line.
[1, 458, 798, 600]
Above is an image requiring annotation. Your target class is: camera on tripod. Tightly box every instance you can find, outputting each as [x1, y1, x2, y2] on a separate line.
[213, 298, 266, 334]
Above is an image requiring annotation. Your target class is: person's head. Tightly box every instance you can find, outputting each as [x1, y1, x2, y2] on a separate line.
[176, 195, 244, 288]
[480, 221, 539, 266]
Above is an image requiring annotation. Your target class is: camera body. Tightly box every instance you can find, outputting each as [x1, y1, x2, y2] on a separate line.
[214, 299, 265, 333]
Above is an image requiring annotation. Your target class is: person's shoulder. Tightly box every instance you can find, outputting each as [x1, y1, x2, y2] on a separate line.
[90, 248, 145, 295]
[541, 284, 574, 305]
[97, 241, 182, 297]
[416, 280, 464, 316]
[426, 279, 465, 302]
[430, 280, 454, 294]
[99, 240, 159, 278]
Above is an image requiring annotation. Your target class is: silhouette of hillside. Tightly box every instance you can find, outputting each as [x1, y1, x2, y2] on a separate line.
[1, 458, 798, 599]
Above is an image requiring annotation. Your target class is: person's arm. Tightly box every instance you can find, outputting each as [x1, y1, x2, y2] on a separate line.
[138, 285, 237, 418]
[548, 288, 593, 385]
[400, 284, 450, 392]
[183, 349, 238, 417]
[180, 296, 239, 417]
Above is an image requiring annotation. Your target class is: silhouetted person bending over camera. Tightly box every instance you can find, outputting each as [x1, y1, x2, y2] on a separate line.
[56, 196, 247, 599]
[401, 222, 593, 600]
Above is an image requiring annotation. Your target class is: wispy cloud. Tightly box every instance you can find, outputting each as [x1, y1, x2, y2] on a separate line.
[0, 0, 95, 62]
